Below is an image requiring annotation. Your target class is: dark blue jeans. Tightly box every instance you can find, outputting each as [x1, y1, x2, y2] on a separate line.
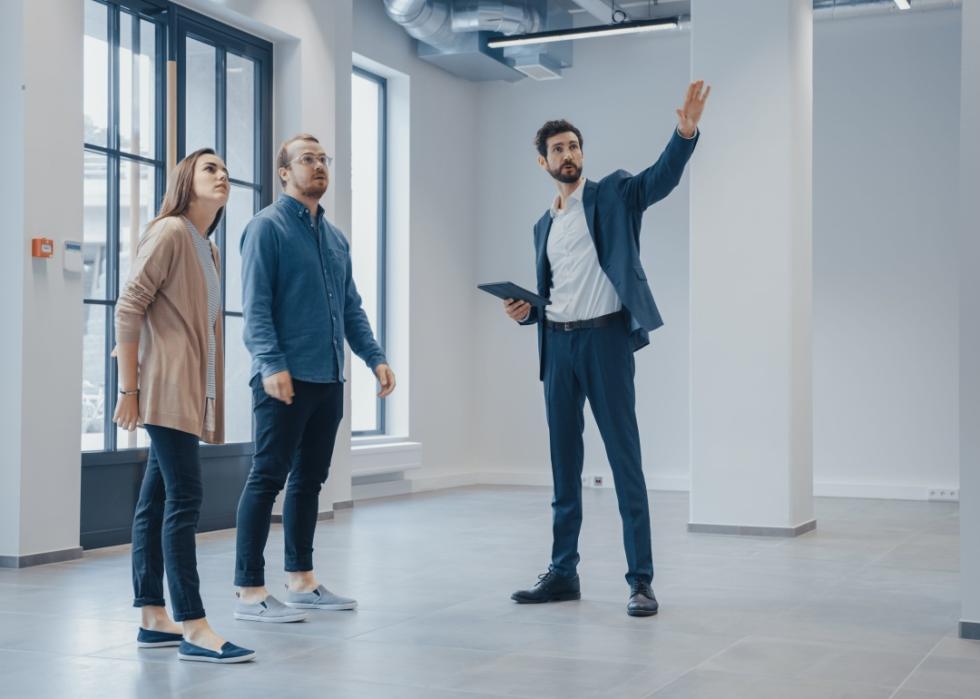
[131, 424, 205, 622]
[543, 315, 654, 585]
[234, 377, 344, 587]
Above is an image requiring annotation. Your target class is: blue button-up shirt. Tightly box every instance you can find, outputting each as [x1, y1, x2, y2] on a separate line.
[240, 194, 386, 383]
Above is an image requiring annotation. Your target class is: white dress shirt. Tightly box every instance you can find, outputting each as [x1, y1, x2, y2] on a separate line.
[544, 179, 622, 322]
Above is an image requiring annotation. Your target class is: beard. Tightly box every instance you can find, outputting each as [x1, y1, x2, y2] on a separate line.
[301, 176, 328, 199]
[549, 161, 582, 184]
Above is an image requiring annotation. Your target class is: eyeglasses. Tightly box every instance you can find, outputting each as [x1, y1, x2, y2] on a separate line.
[288, 153, 333, 169]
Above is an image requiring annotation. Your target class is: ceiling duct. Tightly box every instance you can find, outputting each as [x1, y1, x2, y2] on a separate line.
[451, 0, 543, 35]
[383, 0, 569, 81]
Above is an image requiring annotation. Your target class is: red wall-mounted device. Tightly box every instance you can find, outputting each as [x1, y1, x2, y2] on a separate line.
[31, 238, 54, 258]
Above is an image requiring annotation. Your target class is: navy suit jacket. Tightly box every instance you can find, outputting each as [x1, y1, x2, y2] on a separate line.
[522, 129, 699, 380]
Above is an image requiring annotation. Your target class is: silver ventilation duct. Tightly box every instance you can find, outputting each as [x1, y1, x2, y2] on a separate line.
[383, 0, 958, 83]
[451, 0, 543, 35]
[383, 0, 567, 82]
[382, 0, 461, 52]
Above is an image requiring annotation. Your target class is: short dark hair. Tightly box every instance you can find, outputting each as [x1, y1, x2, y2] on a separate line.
[276, 133, 320, 187]
[534, 119, 583, 158]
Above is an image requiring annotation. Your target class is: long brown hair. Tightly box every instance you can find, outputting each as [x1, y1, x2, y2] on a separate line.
[148, 148, 225, 237]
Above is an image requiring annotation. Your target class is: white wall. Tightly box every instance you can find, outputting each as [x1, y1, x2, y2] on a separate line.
[0, 0, 85, 559]
[352, 0, 482, 486]
[462, 7, 962, 499]
[0, 0, 27, 557]
[813, 8, 961, 499]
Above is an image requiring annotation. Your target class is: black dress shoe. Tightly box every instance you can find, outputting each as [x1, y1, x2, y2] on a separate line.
[511, 570, 581, 604]
[627, 581, 659, 617]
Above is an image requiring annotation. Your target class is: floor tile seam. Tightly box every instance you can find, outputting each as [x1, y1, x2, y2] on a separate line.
[178, 654, 475, 696]
[870, 528, 937, 567]
[437, 659, 653, 698]
[3, 645, 148, 663]
[401, 608, 757, 637]
[736, 633, 943, 659]
[650, 665, 904, 698]
[647, 633, 750, 695]
[341, 611, 469, 643]
[482, 648, 653, 674]
[174, 671, 233, 698]
[0, 647, 77, 661]
[0, 608, 168, 623]
[696, 652, 905, 691]
[350, 634, 528, 655]
[886, 635, 947, 699]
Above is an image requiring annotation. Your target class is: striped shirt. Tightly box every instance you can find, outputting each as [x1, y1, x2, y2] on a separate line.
[185, 218, 220, 430]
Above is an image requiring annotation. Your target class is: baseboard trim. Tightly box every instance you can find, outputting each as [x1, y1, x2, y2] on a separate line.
[334, 500, 354, 510]
[0, 547, 84, 568]
[813, 481, 955, 501]
[688, 519, 817, 537]
[270, 510, 334, 524]
[355, 471, 949, 505]
[410, 472, 480, 492]
[960, 621, 980, 640]
[476, 471, 552, 487]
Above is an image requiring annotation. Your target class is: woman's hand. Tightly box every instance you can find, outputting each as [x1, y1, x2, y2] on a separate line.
[113, 393, 140, 431]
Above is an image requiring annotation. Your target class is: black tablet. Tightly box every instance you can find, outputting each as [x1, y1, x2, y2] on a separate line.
[478, 282, 551, 307]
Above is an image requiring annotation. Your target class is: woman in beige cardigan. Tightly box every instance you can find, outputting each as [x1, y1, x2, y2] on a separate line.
[114, 148, 254, 664]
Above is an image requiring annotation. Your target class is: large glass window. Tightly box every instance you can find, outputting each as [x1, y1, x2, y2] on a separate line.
[176, 14, 272, 444]
[82, 0, 272, 451]
[351, 68, 388, 436]
[82, 0, 164, 451]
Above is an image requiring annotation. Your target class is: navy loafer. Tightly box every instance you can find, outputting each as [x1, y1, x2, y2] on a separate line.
[178, 640, 256, 664]
[136, 627, 184, 648]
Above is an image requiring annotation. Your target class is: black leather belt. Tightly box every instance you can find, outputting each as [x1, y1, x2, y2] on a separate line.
[544, 311, 623, 332]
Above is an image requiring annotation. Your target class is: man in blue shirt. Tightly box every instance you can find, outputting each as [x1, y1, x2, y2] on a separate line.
[233, 133, 395, 623]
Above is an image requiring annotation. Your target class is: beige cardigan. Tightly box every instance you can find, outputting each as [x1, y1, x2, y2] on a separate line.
[115, 216, 225, 444]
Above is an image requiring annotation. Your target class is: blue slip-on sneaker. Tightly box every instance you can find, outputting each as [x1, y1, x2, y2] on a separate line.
[177, 640, 256, 664]
[136, 627, 184, 648]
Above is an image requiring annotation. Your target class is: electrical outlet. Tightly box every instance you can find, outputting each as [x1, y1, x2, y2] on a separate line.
[592, 475, 604, 488]
[928, 488, 959, 502]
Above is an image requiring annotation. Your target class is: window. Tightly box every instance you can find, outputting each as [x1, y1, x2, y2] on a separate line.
[175, 11, 273, 444]
[82, 0, 165, 451]
[351, 67, 388, 436]
[81, 0, 272, 451]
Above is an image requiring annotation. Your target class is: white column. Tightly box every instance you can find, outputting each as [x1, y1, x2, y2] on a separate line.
[688, 0, 814, 535]
[959, 0, 980, 641]
[0, 0, 85, 565]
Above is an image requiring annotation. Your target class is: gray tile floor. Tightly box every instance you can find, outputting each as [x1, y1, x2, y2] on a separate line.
[1, 486, 978, 698]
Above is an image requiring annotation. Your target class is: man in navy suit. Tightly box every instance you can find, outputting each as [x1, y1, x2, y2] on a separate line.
[505, 81, 710, 617]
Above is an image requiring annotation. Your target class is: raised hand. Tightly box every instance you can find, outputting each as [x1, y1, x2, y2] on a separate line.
[676, 80, 711, 138]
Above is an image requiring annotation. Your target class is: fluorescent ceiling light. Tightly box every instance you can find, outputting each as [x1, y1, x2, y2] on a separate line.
[893, 0, 911, 9]
[487, 18, 679, 49]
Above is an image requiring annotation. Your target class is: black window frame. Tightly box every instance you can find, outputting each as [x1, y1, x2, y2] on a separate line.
[81, 0, 273, 454]
[83, 0, 168, 453]
[351, 66, 388, 437]
[173, 6, 273, 437]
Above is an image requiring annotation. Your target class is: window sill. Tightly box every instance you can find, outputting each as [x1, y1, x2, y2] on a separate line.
[350, 439, 422, 477]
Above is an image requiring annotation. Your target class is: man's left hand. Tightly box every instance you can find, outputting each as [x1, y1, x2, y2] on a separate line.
[676, 79, 711, 138]
[375, 364, 396, 398]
